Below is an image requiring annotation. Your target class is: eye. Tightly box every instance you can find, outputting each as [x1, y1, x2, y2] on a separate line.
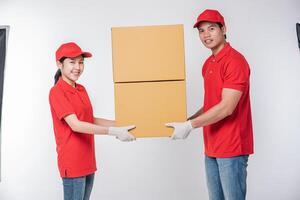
[209, 27, 215, 31]
[70, 61, 75, 64]
[79, 61, 84, 64]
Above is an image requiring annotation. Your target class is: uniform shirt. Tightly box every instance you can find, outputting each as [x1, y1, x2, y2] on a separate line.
[49, 77, 97, 177]
[202, 43, 254, 158]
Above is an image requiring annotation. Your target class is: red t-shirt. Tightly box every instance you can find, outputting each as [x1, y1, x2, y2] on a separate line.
[202, 43, 254, 158]
[49, 78, 97, 177]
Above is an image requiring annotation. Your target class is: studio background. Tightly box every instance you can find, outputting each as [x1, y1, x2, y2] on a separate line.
[0, 0, 300, 199]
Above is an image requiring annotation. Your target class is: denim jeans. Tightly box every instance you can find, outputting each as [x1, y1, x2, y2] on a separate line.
[205, 155, 249, 200]
[62, 173, 95, 200]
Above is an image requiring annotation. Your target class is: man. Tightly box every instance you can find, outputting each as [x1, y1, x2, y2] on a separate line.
[166, 9, 254, 200]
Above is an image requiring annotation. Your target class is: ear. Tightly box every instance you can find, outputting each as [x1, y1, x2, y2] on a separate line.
[56, 61, 62, 69]
[222, 25, 227, 36]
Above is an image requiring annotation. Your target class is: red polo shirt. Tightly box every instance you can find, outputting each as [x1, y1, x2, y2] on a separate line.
[202, 43, 254, 158]
[49, 78, 97, 177]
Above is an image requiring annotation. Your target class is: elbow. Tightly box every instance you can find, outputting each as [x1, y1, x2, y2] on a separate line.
[224, 107, 235, 117]
[69, 124, 78, 132]
[64, 114, 83, 133]
[226, 107, 234, 116]
[68, 122, 80, 132]
[220, 100, 238, 118]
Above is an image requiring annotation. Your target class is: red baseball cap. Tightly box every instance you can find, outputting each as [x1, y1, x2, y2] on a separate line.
[55, 42, 92, 61]
[193, 9, 225, 28]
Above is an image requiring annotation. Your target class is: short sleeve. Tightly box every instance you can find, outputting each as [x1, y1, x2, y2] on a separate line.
[49, 88, 75, 120]
[202, 57, 211, 77]
[223, 57, 250, 92]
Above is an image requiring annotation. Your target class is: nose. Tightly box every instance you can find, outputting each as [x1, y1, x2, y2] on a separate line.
[202, 30, 210, 38]
[74, 62, 81, 69]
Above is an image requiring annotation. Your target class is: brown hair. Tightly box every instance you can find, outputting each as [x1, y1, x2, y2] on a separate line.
[54, 57, 66, 85]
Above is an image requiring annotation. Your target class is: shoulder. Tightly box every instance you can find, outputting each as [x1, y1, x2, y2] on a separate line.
[76, 83, 88, 94]
[224, 47, 250, 72]
[76, 82, 85, 90]
[49, 84, 64, 100]
[204, 55, 213, 66]
[228, 47, 248, 65]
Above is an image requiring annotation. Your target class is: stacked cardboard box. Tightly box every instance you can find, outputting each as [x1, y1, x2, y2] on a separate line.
[111, 24, 187, 137]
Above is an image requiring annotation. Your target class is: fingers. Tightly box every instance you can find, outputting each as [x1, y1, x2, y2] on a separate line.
[117, 132, 136, 142]
[183, 133, 188, 139]
[128, 133, 136, 140]
[171, 134, 177, 140]
[168, 123, 177, 139]
[124, 126, 136, 140]
[123, 125, 136, 131]
[117, 136, 133, 142]
[165, 122, 175, 127]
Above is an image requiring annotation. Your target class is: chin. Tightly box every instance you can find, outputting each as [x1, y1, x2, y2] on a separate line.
[70, 76, 79, 82]
[204, 43, 216, 49]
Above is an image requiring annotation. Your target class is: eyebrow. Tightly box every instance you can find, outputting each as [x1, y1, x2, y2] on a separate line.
[69, 58, 84, 61]
[198, 23, 218, 30]
[208, 24, 218, 28]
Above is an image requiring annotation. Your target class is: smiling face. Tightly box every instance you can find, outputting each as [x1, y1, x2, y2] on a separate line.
[197, 21, 226, 55]
[57, 55, 84, 87]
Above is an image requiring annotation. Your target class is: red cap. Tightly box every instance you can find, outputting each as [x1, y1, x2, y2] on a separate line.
[193, 9, 225, 28]
[55, 42, 92, 61]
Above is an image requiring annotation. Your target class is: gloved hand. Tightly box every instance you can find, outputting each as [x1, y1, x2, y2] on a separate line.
[165, 121, 194, 140]
[108, 125, 136, 141]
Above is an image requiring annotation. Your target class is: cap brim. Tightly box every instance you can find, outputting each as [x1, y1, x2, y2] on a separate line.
[66, 51, 92, 58]
[193, 21, 201, 28]
[193, 20, 224, 28]
[82, 52, 92, 58]
[56, 51, 92, 61]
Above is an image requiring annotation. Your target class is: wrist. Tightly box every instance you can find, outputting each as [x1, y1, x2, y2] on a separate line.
[189, 120, 195, 129]
[104, 127, 109, 135]
[108, 127, 117, 136]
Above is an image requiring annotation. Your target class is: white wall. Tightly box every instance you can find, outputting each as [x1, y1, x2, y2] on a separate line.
[0, 0, 300, 199]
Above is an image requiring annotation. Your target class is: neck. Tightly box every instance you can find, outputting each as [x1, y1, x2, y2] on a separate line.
[61, 76, 76, 87]
[212, 41, 227, 55]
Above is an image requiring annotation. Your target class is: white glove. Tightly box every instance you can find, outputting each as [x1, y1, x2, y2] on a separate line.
[165, 121, 194, 140]
[108, 125, 136, 142]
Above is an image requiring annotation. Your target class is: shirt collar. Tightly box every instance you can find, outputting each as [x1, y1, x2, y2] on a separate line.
[211, 42, 232, 63]
[57, 77, 84, 93]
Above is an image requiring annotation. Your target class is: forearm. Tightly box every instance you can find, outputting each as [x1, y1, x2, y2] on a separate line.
[64, 114, 109, 135]
[94, 117, 115, 127]
[191, 88, 242, 128]
[72, 120, 109, 135]
[188, 107, 204, 120]
[64, 114, 136, 142]
[191, 102, 231, 128]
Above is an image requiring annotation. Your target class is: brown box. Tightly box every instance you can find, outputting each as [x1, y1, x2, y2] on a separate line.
[114, 81, 187, 137]
[111, 24, 187, 137]
[112, 24, 185, 83]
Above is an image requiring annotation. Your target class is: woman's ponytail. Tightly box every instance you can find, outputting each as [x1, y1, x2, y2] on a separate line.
[54, 57, 66, 85]
[54, 69, 62, 85]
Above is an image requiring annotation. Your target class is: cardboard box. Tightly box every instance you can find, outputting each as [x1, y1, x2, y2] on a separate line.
[114, 81, 187, 137]
[112, 24, 187, 137]
[112, 24, 185, 83]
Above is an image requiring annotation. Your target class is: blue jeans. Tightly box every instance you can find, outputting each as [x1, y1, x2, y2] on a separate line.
[62, 173, 95, 200]
[205, 155, 249, 200]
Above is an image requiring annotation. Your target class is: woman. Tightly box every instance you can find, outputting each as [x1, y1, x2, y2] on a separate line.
[49, 42, 135, 200]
